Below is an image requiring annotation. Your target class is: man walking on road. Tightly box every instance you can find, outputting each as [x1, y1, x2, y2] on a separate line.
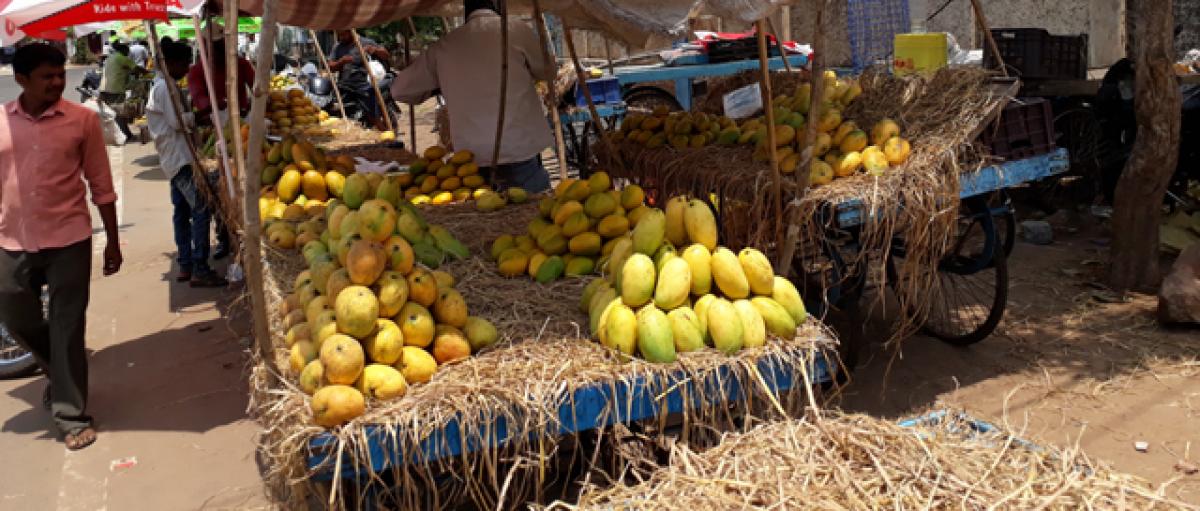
[147, 42, 227, 287]
[0, 44, 123, 450]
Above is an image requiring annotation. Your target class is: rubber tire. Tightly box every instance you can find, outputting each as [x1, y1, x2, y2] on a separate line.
[0, 327, 37, 379]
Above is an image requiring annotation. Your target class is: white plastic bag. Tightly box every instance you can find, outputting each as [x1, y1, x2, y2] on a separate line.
[723, 82, 763, 120]
[81, 98, 126, 146]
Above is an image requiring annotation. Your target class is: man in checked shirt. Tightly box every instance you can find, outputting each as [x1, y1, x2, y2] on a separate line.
[0, 44, 124, 451]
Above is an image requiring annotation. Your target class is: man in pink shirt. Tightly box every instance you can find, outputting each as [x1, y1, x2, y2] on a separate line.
[0, 44, 123, 451]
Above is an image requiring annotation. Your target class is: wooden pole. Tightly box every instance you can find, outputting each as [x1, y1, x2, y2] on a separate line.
[604, 37, 615, 75]
[403, 21, 417, 151]
[193, 15, 235, 200]
[777, 0, 826, 271]
[755, 20, 783, 248]
[766, 17, 792, 73]
[487, 1, 511, 173]
[780, 6, 792, 41]
[224, 4, 248, 210]
[533, 2, 569, 181]
[970, 0, 1008, 76]
[350, 30, 395, 133]
[307, 29, 350, 126]
[562, 22, 607, 153]
[242, 0, 280, 361]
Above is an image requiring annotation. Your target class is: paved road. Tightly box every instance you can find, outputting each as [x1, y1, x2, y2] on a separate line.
[0, 67, 88, 104]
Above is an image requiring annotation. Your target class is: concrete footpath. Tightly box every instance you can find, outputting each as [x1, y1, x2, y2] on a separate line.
[0, 143, 269, 510]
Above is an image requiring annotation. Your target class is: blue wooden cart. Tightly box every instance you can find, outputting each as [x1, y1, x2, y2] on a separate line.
[306, 343, 834, 484]
[818, 148, 1070, 350]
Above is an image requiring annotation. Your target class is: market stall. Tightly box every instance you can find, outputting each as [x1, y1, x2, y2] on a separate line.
[215, 2, 849, 509]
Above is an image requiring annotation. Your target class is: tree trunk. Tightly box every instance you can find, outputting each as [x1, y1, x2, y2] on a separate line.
[1108, 0, 1181, 292]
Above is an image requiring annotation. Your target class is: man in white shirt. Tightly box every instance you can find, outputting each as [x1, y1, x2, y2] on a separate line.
[391, 0, 554, 193]
[128, 39, 148, 68]
[144, 42, 225, 287]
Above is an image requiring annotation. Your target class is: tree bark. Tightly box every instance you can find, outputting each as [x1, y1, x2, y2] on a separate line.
[1108, 0, 1181, 292]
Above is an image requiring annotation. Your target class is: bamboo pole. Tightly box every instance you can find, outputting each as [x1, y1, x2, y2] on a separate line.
[225, 1, 247, 201]
[532, 1, 569, 181]
[403, 21, 417, 151]
[350, 30, 395, 133]
[755, 20, 783, 248]
[193, 15, 236, 201]
[242, 0, 280, 361]
[562, 22, 608, 157]
[777, 0, 826, 272]
[307, 29, 349, 126]
[970, 0, 1008, 76]
[488, 1, 510, 173]
[766, 17, 792, 73]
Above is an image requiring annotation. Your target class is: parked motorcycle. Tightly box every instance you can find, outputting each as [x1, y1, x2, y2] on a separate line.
[0, 287, 45, 379]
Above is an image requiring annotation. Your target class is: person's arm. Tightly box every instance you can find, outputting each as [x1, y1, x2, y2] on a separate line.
[368, 45, 391, 65]
[389, 52, 439, 105]
[517, 23, 555, 83]
[81, 112, 122, 275]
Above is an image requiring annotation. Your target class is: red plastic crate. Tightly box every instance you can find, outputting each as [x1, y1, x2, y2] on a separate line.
[978, 98, 1057, 160]
[984, 28, 1087, 80]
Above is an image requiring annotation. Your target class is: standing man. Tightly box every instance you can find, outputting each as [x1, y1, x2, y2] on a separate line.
[128, 39, 149, 68]
[391, 0, 553, 193]
[0, 44, 122, 450]
[329, 30, 392, 130]
[100, 42, 140, 141]
[146, 42, 226, 287]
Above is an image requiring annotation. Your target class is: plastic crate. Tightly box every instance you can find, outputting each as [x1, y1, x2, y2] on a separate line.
[978, 97, 1057, 160]
[706, 37, 778, 63]
[984, 28, 1088, 80]
[574, 77, 622, 107]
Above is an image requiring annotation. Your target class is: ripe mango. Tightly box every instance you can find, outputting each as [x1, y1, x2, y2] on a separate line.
[870, 119, 901, 146]
[341, 173, 370, 209]
[840, 129, 869, 154]
[711, 247, 750, 299]
[635, 304, 676, 363]
[565, 180, 592, 202]
[554, 200, 584, 226]
[831, 121, 858, 146]
[565, 256, 595, 276]
[334, 286, 379, 339]
[606, 237, 634, 288]
[324, 269, 352, 304]
[681, 244, 712, 296]
[584, 192, 618, 219]
[587, 171, 611, 194]
[397, 301, 435, 348]
[490, 235, 515, 261]
[771, 276, 807, 324]
[619, 185, 645, 210]
[620, 253, 656, 307]
[581, 279, 610, 313]
[631, 209, 666, 255]
[683, 199, 717, 250]
[737, 248, 775, 295]
[569, 232, 602, 256]
[706, 298, 743, 354]
[692, 294, 716, 343]
[373, 271, 409, 318]
[597, 214, 631, 238]
[588, 289, 618, 336]
[750, 296, 797, 338]
[883, 136, 911, 165]
[603, 303, 637, 355]
[433, 287, 469, 328]
[498, 248, 530, 277]
[448, 150, 474, 165]
[536, 229, 567, 256]
[562, 212, 590, 238]
[394, 346, 437, 384]
[363, 319, 404, 365]
[653, 256, 692, 310]
[277, 169, 302, 203]
[733, 299, 767, 348]
[346, 240, 387, 286]
[666, 307, 705, 353]
[464, 316, 499, 352]
[626, 205, 652, 227]
[663, 197, 689, 247]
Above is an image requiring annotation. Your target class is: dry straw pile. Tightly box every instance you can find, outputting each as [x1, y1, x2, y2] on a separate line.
[568, 411, 1193, 510]
[250, 201, 839, 510]
[601, 67, 1011, 341]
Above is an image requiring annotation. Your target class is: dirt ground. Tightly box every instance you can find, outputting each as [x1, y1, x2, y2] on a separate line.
[1, 97, 1196, 508]
[837, 213, 1200, 505]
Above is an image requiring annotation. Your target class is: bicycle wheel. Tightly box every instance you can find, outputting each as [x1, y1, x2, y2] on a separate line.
[888, 197, 1008, 346]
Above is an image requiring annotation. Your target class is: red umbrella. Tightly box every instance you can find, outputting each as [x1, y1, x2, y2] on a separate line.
[18, 0, 167, 35]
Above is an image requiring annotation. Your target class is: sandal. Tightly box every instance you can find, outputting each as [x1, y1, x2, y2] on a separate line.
[64, 426, 97, 451]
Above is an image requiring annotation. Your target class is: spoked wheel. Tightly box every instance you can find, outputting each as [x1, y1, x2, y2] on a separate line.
[622, 86, 682, 114]
[0, 324, 37, 379]
[888, 197, 1009, 346]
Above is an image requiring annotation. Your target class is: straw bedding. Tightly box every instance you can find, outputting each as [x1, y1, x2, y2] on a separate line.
[250, 201, 839, 510]
[567, 411, 1194, 510]
[599, 68, 1011, 342]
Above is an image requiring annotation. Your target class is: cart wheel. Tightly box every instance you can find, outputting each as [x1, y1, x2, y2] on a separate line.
[622, 86, 682, 113]
[888, 197, 1008, 346]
